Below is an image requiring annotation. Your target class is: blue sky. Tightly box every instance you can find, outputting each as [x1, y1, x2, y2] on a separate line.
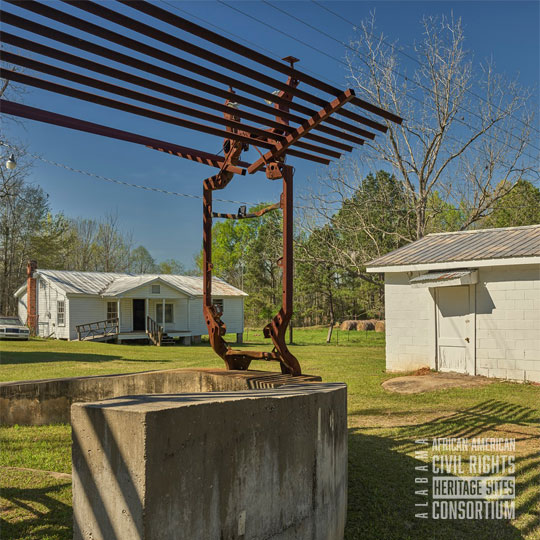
[3, 0, 539, 269]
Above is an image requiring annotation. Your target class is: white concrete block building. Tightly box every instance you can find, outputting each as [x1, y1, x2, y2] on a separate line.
[15, 266, 246, 345]
[366, 225, 540, 382]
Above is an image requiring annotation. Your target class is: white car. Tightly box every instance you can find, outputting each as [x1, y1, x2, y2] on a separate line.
[0, 316, 30, 340]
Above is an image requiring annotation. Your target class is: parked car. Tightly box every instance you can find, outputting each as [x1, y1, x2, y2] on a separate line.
[0, 316, 30, 340]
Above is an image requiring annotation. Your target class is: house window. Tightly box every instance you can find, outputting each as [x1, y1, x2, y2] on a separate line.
[156, 303, 173, 324]
[213, 299, 224, 314]
[107, 301, 118, 321]
[151, 284, 160, 294]
[57, 300, 65, 326]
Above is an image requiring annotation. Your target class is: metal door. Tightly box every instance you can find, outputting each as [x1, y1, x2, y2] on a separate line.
[436, 286, 474, 374]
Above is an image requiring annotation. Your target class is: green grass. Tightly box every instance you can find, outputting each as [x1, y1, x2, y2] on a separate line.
[1, 331, 539, 539]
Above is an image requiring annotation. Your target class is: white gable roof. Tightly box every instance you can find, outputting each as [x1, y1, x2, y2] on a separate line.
[14, 269, 247, 298]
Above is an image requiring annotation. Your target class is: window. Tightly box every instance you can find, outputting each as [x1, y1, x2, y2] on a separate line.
[213, 299, 224, 314]
[57, 300, 65, 326]
[107, 301, 118, 321]
[156, 303, 173, 324]
[151, 284, 160, 294]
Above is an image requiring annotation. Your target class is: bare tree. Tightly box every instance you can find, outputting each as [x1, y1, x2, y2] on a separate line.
[336, 12, 538, 240]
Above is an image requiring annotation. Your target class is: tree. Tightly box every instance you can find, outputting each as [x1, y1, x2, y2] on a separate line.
[29, 213, 74, 270]
[342, 13, 537, 239]
[93, 212, 132, 272]
[197, 204, 283, 324]
[157, 259, 186, 275]
[64, 218, 98, 271]
[130, 245, 156, 274]
[481, 179, 540, 228]
[300, 170, 411, 289]
[0, 147, 49, 314]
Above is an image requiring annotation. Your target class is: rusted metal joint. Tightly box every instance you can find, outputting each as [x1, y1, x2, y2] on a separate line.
[266, 161, 283, 180]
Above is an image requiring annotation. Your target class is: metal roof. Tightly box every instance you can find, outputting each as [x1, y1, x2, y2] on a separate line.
[16, 270, 247, 297]
[367, 225, 540, 268]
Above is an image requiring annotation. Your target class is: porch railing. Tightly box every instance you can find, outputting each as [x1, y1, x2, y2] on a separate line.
[76, 317, 119, 341]
[146, 315, 163, 346]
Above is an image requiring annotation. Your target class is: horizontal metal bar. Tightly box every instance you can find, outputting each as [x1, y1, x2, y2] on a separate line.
[3, 51, 341, 159]
[212, 203, 280, 220]
[4, 1, 376, 140]
[0, 100, 249, 173]
[86, 0, 388, 132]
[1, 70, 330, 166]
[122, 0, 403, 125]
[249, 89, 355, 173]
[0, 12, 368, 147]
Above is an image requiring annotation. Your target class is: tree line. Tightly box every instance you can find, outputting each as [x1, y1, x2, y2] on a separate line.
[198, 171, 540, 327]
[0, 148, 195, 315]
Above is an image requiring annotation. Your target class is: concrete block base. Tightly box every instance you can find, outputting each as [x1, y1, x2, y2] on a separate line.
[72, 383, 347, 540]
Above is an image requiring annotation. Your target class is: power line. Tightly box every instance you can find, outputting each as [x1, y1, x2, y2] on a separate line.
[216, 1, 537, 165]
[216, 0, 537, 172]
[261, 0, 540, 158]
[311, 0, 540, 136]
[158, 1, 537, 174]
[0, 141, 258, 206]
[1, 143, 533, 214]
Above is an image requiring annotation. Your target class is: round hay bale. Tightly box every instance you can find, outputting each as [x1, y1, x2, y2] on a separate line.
[357, 320, 375, 331]
[340, 320, 358, 331]
[374, 321, 385, 333]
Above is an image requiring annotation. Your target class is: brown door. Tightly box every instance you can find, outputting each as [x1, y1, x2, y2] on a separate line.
[133, 299, 145, 331]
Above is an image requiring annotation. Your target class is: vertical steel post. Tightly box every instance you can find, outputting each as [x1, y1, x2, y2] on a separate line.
[203, 179, 212, 309]
[282, 164, 293, 318]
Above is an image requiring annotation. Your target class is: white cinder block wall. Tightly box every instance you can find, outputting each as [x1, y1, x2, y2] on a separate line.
[476, 265, 539, 383]
[384, 272, 436, 371]
[384, 264, 540, 382]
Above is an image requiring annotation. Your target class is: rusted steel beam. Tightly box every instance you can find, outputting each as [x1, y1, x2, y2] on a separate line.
[262, 164, 301, 375]
[0, 69, 331, 166]
[0, 100, 248, 173]
[249, 89, 356, 173]
[4, 1, 377, 139]
[0, 15, 369, 147]
[212, 203, 280, 220]
[66, 0, 378, 131]
[95, 0, 387, 132]
[2, 52, 341, 160]
[121, 0, 403, 126]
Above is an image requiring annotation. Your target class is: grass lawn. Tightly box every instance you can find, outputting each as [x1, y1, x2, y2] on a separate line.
[1, 330, 539, 539]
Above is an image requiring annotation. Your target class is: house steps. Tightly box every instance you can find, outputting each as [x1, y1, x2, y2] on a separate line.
[160, 334, 176, 346]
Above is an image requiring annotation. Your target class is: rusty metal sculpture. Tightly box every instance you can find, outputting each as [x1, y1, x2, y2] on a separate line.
[0, 0, 402, 376]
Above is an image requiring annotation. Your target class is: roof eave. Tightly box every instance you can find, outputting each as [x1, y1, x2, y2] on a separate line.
[367, 256, 540, 273]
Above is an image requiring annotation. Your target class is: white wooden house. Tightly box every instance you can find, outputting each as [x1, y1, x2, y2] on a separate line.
[366, 225, 540, 382]
[15, 268, 246, 345]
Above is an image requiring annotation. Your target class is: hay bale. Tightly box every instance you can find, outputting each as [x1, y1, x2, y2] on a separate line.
[374, 321, 385, 333]
[356, 320, 375, 331]
[340, 320, 358, 331]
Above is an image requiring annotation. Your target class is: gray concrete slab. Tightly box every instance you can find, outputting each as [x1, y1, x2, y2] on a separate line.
[72, 383, 347, 540]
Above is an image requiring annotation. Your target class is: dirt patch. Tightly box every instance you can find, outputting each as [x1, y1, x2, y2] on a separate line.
[382, 372, 495, 394]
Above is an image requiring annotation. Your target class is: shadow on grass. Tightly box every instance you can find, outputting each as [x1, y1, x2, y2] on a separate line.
[0, 351, 123, 366]
[347, 399, 539, 539]
[0, 481, 72, 540]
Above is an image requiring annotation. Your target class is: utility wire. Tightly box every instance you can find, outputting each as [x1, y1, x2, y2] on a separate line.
[0, 141, 257, 206]
[311, 0, 540, 136]
[1, 142, 533, 212]
[160, 1, 537, 172]
[153, 1, 538, 183]
[216, 0, 537, 173]
[261, 0, 540, 158]
[159, 0, 341, 89]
